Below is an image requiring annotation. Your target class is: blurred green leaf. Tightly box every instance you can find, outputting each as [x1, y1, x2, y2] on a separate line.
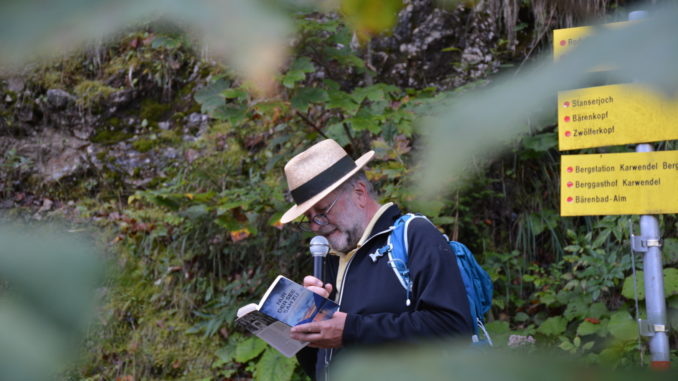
[622, 268, 678, 300]
[0, 0, 292, 95]
[222, 87, 249, 101]
[234, 336, 266, 363]
[195, 78, 231, 113]
[664, 268, 678, 297]
[180, 204, 210, 220]
[213, 104, 249, 124]
[282, 57, 315, 88]
[291, 87, 329, 110]
[0, 225, 102, 381]
[254, 348, 295, 381]
[418, 3, 678, 197]
[662, 238, 678, 265]
[521, 132, 557, 153]
[577, 320, 601, 336]
[340, 0, 405, 41]
[607, 311, 636, 341]
[327, 89, 360, 114]
[537, 316, 567, 336]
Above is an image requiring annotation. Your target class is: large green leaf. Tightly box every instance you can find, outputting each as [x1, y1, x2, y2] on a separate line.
[668, 295, 678, 332]
[291, 87, 329, 110]
[563, 297, 588, 321]
[352, 85, 388, 103]
[483, 320, 511, 348]
[327, 89, 360, 115]
[194, 78, 231, 113]
[213, 104, 249, 124]
[254, 348, 296, 381]
[607, 311, 637, 341]
[662, 238, 678, 265]
[234, 336, 267, 363]
[622, 268, 678, 300]
[622, 271, 645, 300]
[521, 132, 557, 153]
[537, 316, 567, 336]
[576, 320, 602, 336]
[282, 57, 315, 88]
[664, 268, 678, 297]
[587, 302, 608, 319]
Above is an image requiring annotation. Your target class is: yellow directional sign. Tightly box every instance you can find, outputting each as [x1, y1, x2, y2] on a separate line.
[553, 21, 632, 61]
[558, 83, 678, 150]
[561, 151, 678, 216]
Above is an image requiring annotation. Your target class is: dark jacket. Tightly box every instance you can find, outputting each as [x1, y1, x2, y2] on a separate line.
[299, 204, 473, 380]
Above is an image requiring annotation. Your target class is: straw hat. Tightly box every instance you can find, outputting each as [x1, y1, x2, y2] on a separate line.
[280, 139, 374, 224]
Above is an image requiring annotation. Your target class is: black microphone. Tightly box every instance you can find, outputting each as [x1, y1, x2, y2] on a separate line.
[310, 235, 330, 283]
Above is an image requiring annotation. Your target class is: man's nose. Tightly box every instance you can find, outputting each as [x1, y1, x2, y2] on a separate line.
[310, 221, 321, 233]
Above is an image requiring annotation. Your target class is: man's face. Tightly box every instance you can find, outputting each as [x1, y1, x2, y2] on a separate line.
[305, 187, 363, 253]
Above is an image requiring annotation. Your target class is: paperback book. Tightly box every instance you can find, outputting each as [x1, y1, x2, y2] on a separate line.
[236, 275, 339, 357]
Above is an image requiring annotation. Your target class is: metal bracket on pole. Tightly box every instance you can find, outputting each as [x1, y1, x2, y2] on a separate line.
[638, 319, 668, 337]
[630, 232, 663, 253]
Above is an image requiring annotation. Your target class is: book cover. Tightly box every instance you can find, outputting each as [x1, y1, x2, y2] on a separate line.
[235, 275, 339, 357]
[258, 276, 339, 326]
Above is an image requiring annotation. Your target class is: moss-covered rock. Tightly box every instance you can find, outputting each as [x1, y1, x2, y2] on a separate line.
[131, 136, 157, 153]
[91, 128, 133, 145]
[73, 80, 118, 108]
[139, 98, 171, 122]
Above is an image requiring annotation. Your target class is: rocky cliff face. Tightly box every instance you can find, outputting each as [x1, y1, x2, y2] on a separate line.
[371, 0, 502, 89]
[0, 0, 612, 202]
[0, 34, 214, 201]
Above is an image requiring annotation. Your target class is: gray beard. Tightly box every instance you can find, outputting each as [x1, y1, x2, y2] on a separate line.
[329, 224, 363, 253]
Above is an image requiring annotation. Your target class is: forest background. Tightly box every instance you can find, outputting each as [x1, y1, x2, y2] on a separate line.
[1, 0, 677, 380]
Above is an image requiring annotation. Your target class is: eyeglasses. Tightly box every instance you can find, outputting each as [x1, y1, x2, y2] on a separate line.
[297, 194, 341, 232]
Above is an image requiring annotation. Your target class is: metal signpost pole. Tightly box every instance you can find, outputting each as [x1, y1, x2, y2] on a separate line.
[634, 144, 670, 368]
[628, 10, 670, 369]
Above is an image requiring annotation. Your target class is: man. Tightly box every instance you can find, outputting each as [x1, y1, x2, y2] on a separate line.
[279, 139, 472, 380]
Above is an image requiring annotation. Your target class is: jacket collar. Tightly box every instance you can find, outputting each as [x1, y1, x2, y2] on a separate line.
[362, 203, 402, 244]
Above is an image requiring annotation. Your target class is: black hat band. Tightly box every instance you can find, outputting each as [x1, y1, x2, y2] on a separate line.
[290, 156, 356, 204]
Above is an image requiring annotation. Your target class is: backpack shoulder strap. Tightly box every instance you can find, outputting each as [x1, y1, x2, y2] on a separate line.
[382, 213, 430, 306]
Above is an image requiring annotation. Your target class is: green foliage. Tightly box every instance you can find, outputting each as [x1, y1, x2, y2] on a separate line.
[282, 57, 315, 88]
[0, 149, 33, 197]
[73, 80, 118, 108]
[91, 128, 133, 145]
[139, 98, 172, 122]
[537, 316, 567, 336]
[235, 336, 267, 362]
[254, 348, 296, 381]
[4, 3, 678, 380]
[622, 268, 678, 300]
[340, 0, 405, 42]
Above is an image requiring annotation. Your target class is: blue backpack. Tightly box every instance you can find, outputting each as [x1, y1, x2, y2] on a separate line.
[377, 214, 494, 345]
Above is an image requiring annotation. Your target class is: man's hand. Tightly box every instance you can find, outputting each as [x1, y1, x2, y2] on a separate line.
[303, 275, 332, 298]
[290, 311, 347, 348]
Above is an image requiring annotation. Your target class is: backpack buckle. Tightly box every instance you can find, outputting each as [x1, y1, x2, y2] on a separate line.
[371, 244, 391, 262]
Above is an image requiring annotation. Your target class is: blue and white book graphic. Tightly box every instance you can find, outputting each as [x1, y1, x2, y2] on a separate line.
[236, 275, 339, 357]
[258, 276, 339, 326]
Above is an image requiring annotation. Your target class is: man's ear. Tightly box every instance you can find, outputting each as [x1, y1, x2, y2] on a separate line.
[352, 181, 368, 208]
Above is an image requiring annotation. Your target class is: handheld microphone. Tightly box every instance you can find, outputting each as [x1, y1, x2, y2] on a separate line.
[310, 235, 330, 283]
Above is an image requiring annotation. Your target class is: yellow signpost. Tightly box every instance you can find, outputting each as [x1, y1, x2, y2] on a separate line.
[556, 12, 673, 367]
[553, 21, 632, 61]
[561, 151, 678, 216]
[558, 83, 678, 150]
